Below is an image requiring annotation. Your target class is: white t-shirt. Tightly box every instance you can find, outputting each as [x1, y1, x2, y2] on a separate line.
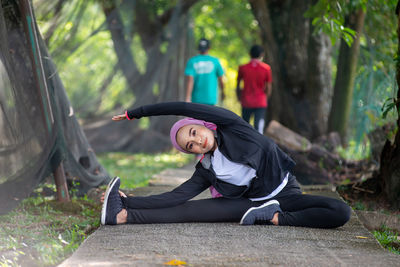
[211, 148, 256, 186]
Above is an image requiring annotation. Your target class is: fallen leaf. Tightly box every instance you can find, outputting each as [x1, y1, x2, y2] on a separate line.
[356, 236, 368, 239]
[164, 259, 187, 266]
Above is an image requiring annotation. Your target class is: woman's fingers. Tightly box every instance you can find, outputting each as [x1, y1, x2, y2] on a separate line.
[101, 190, 126, 203]
[112, 114, 126, 121]
[100, 192, 105, 203]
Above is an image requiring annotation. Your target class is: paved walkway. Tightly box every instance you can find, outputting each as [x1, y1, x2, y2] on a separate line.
[60, 164, 399, 266]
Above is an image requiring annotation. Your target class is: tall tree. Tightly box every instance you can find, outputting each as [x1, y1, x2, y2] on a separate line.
[379, 1, 400, 209]
[249, 0, 332, 140]
[328, 7, 366, 142]
[101, 0, 141, 93]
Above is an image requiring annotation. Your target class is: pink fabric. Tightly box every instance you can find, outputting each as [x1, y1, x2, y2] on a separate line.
[169, 118, 216, 153]
[170, 117, 221, 198]
[209, 185, 223, 198]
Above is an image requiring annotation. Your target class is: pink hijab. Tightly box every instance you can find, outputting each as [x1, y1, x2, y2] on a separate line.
[170, 118, 217, 153]
[170, 118, 222, 198]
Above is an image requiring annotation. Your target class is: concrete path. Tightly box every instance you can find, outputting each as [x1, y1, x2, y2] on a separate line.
[60, 164, 399, 266]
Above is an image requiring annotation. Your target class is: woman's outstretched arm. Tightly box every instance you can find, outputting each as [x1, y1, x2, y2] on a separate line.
[122, 102, 243, 126]
[122, 169, 211, 209]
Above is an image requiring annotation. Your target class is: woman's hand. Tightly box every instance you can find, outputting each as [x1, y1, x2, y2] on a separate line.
[100, 190, 127, 203]
[112, 114, 127, 121]
[119, 191, 127, 198]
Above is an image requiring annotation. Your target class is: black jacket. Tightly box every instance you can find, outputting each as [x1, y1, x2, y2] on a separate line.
[125, 102, 295, 208]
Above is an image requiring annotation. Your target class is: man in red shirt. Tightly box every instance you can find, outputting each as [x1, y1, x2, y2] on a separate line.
[236, 45, 272, 134]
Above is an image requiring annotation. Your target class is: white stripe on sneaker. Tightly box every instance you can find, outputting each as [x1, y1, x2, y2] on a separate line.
[239, 199, 280, 225]
[101, 177, 119, 225]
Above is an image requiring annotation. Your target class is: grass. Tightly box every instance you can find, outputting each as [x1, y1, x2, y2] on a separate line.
[0, 152, 192, 266]
[0, 195, 100, 266]
[335, 140, 400, 254]
[352, 201, 367, 211]
[340, 194, 400, 254]
[373, 226, 400, 255]
[97, 152, 192, 189]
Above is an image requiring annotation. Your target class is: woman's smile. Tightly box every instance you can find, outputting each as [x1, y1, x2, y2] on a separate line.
[203, 138, 208, 148]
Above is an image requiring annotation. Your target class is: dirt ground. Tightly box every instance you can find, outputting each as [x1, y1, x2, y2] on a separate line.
[337, 176, 400, 233]
[337, 176, 398, 213]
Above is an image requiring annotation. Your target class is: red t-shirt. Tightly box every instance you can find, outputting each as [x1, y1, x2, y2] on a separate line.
[237, 59, 272, 108]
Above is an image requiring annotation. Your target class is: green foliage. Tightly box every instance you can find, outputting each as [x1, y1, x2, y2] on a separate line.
[0, 194, 100, 266]
[346, 0, 398, 150]
[97, 152, 192, 189]
[337, 139, 370, 160]
[352, 201, 367, 210]
[305, 0, 367, 46]
[70, 180, 81, 199]
[307, 0, 398, 153]
[192, 0, 259, 69]
[34, 0, 134, 119]
[382, 97, 400, 119]
[373, 225, 400, 255]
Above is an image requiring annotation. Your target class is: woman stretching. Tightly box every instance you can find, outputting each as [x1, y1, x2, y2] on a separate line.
[101, 102, 351, 228]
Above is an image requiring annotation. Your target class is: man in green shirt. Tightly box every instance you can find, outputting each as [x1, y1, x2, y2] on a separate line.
[185, 38, 225, 105]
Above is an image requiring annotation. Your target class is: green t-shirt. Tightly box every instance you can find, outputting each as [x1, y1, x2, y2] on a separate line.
[185, 54, 224, 105]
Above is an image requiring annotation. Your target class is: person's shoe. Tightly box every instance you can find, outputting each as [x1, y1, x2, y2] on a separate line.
[240, 200, 281, 225]
[101, 177, 123, 225]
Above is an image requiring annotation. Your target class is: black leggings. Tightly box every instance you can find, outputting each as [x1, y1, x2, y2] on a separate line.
[125, 193, 351, 229]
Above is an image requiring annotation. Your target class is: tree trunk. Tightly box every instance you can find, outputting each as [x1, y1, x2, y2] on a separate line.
[249, 0, 332, 140]
[378, 1, 400, 209]
[101, 0, 141, 94]
[305, 25, 332, 139]
[328, 8, 366, 143]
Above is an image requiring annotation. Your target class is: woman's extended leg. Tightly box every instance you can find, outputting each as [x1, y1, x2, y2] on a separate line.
[275, 193, 351, 228]
[125, 197, 256, 224]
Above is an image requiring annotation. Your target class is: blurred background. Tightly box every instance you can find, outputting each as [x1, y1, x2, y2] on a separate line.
[1, 1, 399, 264]
[31, 0, 397, 156]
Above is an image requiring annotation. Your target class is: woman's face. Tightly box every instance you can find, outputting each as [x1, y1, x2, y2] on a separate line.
[176, 124, 216, 154]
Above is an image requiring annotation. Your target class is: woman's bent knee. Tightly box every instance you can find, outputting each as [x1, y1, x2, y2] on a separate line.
[332, 200, 351, 227]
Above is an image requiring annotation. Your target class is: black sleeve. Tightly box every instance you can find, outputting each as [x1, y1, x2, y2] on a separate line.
[126, 102, 242, 126]
[122, 169, 211, 209]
